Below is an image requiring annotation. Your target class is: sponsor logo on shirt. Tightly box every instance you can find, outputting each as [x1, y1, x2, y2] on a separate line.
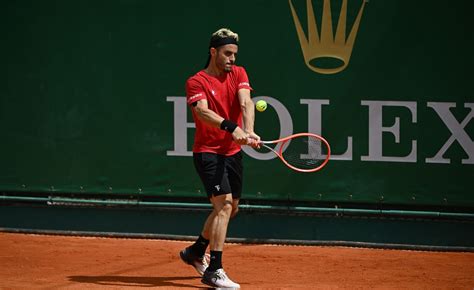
[189, 93, 203, 101]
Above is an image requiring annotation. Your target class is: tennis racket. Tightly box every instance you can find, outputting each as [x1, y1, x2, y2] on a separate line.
[256, 133, 331, 173]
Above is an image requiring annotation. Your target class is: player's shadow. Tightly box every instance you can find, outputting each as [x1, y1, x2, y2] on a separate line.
[68, 275, 209, 288]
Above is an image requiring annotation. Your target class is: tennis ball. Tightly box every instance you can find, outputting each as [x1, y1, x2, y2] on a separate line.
[256, 100, 267, 112]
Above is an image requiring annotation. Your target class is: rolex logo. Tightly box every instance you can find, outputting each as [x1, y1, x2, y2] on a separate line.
[289, 0, 367, 74]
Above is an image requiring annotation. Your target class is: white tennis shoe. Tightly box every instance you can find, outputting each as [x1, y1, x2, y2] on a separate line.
[201, 268, 240, 289]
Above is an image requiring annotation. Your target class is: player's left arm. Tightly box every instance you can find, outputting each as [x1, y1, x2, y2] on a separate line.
[238, 88, 260, 143]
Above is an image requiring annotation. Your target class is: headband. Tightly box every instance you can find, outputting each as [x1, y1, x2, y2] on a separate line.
[209, 36, 239, 48]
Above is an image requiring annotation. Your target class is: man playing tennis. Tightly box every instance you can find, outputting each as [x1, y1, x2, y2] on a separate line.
[179, 28, 259, 288]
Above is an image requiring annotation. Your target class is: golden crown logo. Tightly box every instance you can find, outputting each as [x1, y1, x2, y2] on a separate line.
[289, 0, 367, 74]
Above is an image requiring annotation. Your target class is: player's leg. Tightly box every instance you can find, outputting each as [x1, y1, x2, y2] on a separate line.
[179, 153, 222, 275]
[201, 210, 216, 238]
[226, 151, 243, 218]
[181, 152, 240, 287]
[179, 207, 220, 276]
[208, 193, 233, 252]
[201, 192, 240, 288]
[188, 195, 231, 273]
[201, 152, 242, 288]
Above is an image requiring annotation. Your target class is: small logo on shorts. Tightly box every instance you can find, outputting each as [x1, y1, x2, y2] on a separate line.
[214, 185, 220, 191]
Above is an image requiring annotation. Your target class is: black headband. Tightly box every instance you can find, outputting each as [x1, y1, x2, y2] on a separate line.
[209, 36, 238, 48]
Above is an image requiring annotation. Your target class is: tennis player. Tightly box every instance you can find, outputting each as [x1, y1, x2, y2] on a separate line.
[179, 28, 259, 289]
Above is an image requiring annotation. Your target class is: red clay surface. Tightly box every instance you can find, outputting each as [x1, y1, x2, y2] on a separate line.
[1, 232, 473, 289]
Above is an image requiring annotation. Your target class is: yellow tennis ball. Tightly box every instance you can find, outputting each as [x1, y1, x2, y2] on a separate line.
[256, 100, 267, 112]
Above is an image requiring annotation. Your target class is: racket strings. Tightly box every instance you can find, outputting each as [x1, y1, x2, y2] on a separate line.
[281, 136, 327, 170]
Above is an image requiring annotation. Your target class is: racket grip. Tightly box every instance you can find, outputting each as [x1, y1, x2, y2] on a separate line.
[246, 138, 260, 148]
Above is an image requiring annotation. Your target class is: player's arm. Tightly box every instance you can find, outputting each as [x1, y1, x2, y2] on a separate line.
[192, 99, 224, 128]
[193, 99, 249, 145]
[238, 88, 260, 143]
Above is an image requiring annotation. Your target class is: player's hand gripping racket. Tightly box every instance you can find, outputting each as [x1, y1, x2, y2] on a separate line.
[254, 133, 331, 173]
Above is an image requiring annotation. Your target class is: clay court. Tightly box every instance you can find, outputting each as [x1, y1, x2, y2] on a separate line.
[1, 232, 473, 289]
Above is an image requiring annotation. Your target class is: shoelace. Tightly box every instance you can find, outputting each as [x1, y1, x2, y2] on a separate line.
[215, 269, 228, 280]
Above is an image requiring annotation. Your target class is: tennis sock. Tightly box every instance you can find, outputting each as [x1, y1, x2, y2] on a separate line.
[208, 250, 223, 271]
[190, 234, 209, 257]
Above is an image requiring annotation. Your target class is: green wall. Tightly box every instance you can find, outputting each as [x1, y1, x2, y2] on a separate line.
[1, 0, 473, 207]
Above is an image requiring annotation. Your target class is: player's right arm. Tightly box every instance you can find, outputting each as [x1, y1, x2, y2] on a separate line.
[193, 99, 249, 145]
[192, 99, 224, 128]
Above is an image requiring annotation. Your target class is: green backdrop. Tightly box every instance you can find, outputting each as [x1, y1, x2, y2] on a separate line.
[1, 0, 473, 207]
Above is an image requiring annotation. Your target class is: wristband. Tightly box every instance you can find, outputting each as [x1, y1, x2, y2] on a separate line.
[220, 119, 238, 133]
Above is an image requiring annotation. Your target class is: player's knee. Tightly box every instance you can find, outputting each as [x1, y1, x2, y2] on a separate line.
[223, 202, 233, 213]
[218, 200, 233, 217]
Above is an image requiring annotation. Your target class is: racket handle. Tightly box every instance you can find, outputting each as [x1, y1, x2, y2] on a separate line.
[246, 138, 260, 148]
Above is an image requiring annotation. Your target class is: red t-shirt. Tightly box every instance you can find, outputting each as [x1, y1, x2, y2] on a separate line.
[185, 66, 252, 155]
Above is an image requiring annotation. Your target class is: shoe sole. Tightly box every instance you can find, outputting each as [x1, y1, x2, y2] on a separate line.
[201, 277, 240, 289]
[202, 278, 226, 289]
